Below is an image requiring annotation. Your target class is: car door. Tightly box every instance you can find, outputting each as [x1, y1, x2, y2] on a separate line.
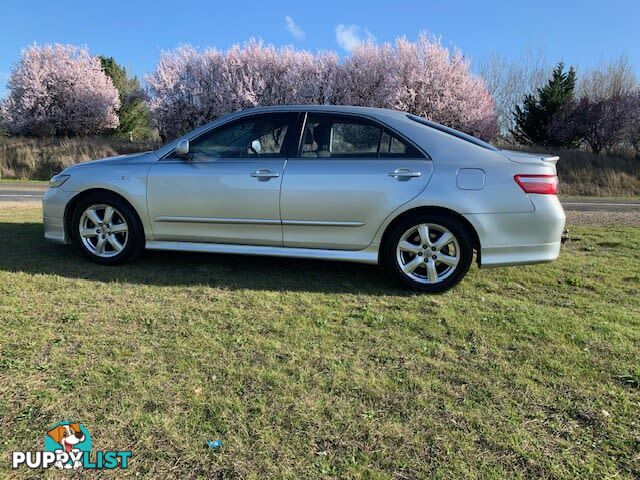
[280, 112, 432, 250]
[147, 112, 298, 246]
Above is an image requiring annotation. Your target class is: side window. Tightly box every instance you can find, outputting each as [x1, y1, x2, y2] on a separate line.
[300, 113, 423, 159]
[301, 114, 382, 158]
[188, 113, 296, 160]
[379, 130, 423, 158]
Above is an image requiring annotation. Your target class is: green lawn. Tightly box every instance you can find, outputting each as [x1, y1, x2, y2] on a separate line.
[0, 204, 638, 479]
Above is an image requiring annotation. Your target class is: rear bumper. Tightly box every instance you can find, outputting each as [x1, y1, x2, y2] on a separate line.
[42, 187, 75, 244]
[478, 241, 561, 267]
[465, 195, 566, 268]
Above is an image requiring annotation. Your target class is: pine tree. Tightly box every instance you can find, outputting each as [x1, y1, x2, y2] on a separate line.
[99, 56, 153, 141]
[510, 62, 577, 146]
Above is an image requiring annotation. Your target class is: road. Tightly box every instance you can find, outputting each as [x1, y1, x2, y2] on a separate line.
[1, 182, 639, 212]
[0, 182, 48, 201]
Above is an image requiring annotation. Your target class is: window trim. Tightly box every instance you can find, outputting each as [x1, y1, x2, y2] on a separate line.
[295, 112, 429, 160]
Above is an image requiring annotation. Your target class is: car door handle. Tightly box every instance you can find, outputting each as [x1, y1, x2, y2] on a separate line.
[388, 168, 422, 178]
[250, 169, 280, 180]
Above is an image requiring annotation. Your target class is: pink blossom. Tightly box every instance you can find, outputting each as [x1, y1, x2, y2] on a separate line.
[1, 44, 120, 136]
[147, 35, 497, 140]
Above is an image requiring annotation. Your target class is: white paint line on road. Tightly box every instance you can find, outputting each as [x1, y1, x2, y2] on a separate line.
[0, 194, 42, 198]
[562, 202, 640, 207]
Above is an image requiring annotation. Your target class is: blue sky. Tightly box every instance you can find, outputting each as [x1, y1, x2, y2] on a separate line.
[1, 0, 638, 96]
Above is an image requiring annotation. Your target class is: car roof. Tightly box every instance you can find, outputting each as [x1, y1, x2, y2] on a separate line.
[232, 104, 408, 118]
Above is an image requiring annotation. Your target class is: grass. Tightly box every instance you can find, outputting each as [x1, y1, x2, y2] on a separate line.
[0, 203, 639, 479]
[0, 179, 48, 184]
[0, 136, 160, 180]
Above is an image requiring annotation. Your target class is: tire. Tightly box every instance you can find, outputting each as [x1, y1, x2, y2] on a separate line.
[382, 213, 473, 293]
[70, 192, 144, 265]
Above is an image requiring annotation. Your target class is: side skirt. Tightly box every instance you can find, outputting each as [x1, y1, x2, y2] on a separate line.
[145, 241, 380, 265]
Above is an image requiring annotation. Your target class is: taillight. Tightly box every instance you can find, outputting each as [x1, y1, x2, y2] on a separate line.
[514, 174, 558, 195]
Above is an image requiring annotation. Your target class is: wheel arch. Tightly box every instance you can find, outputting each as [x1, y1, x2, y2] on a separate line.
[378, 206, 481, 264]
[64, 188, 145, 242]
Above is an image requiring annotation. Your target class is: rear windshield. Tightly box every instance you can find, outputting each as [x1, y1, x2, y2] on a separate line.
[407, 114, 499, 151]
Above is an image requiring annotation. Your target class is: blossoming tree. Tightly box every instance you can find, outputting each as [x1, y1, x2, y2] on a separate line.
[146, 35, 497, 141]
[1, 44, 120, 136]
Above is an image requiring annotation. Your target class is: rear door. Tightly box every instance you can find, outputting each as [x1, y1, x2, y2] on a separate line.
[147, 112, 298, 246]
[280, 113, 432, 250]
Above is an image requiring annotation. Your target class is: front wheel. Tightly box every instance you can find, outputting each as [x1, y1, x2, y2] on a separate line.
[70, 193, 144, 265]
[382, 214, 473, 293]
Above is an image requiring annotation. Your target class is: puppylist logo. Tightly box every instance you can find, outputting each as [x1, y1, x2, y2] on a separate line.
[12, 421, 131, 471]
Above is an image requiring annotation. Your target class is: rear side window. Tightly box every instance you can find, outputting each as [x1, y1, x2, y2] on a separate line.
[379, 131, 423, 158]
[300, 113, 424, 159]
[407, 114, 499, 151]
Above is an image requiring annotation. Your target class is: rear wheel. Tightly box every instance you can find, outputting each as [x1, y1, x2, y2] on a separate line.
[383, 213, 473, 292]
[71, 193, 144, 265]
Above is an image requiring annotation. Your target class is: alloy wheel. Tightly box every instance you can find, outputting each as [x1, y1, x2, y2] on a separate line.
[395, 223, 460, 284]
[79, 204, 129, 258]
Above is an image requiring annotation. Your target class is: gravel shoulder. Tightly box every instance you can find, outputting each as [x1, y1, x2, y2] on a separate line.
[566, 210, 640, 227]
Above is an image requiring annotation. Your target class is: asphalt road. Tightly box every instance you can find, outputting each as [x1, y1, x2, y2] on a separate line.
[1, 182, 639, 212]
[0, 182, 48, 201]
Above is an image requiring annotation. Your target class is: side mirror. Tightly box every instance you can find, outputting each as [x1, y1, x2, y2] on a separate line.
[251, 139, 262, 153]
[174, 139, 190, 157]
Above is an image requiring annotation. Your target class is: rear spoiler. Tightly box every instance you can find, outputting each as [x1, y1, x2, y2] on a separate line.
[500, 150, 560, 166]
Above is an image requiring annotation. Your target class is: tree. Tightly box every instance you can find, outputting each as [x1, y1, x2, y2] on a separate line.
[146, 42, 342, 140]
[477, 45, 551, 138]
[146, 35, 497, 141]
[578, 54, 637, 101]
[572, 55, 638, 153]
[550, 57, 639, 153]
[626, 90, 640, 152]
[0, 44, 119, 136]
[390, 35, 496, 140]
[510, 63, 577, 146]
[553, 94, 635, 153]
[99, 56, 153, 140]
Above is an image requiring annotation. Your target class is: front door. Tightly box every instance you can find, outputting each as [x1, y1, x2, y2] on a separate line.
[280, 113, 432, 250]
[147, 112, 298, 246]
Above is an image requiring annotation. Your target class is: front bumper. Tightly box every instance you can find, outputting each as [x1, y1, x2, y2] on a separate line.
[42, 187, 76, 244]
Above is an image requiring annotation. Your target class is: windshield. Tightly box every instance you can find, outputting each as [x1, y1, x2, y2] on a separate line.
[407, 114, 499, 151]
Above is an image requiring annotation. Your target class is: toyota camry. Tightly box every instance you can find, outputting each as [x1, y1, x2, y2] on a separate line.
[43, 105, 566, 292]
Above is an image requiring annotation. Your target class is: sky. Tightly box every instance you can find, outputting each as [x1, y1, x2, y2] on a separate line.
[1, 0, 639, 97]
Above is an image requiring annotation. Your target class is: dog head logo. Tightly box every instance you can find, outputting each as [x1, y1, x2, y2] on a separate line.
[45, 422, 91, 454]
[12, 421, 130, 470]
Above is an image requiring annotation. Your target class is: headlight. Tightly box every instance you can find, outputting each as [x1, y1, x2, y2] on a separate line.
[48, 174, 70, 188]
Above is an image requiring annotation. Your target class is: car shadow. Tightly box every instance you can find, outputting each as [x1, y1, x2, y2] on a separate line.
[0, 221, 407, 295]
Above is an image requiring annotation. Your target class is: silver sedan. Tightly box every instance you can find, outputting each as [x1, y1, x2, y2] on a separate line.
[43, 105, 566, 292]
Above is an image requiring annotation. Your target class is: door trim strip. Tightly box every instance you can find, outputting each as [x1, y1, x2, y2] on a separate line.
[154, 216, 365, 227]
[282, 220, 365, 227]
[154, 216, 281, 225]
